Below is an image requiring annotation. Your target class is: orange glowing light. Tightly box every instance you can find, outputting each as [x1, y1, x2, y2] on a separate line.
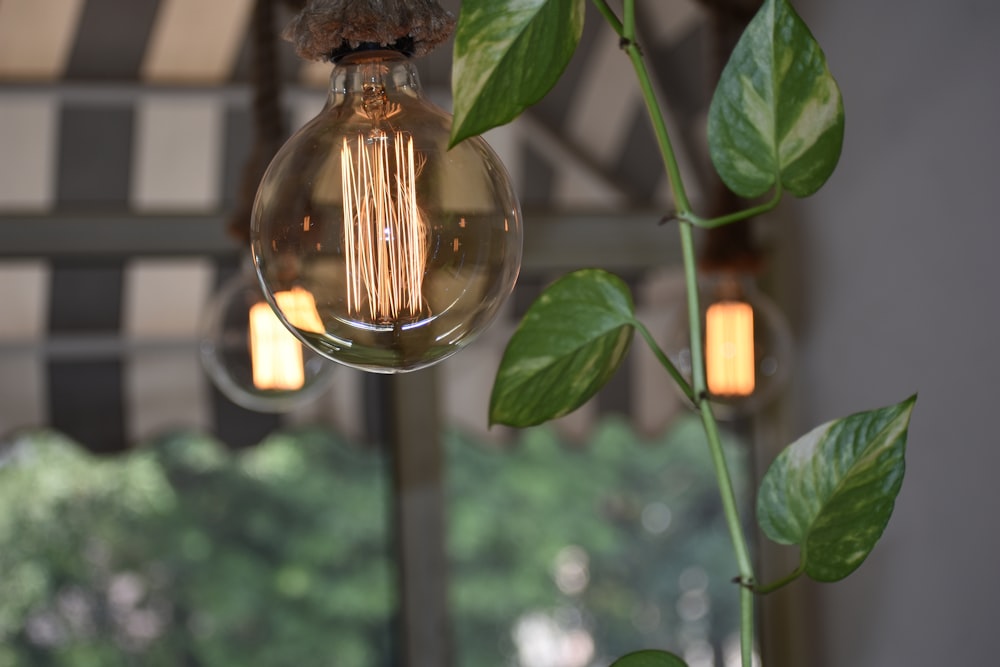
[248, 287, 324, 391]
[249, 301, 305, 391]
[706, 300, 755, 397]
[341, 130, 427, 323]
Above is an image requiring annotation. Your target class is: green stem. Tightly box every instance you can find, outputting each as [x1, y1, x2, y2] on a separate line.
[616, 2, 757, 665]
[623, 0, 636, 38]
[700, 397, 756, 667]
[741, 586, 755, 666]
[590, 0, 623, 35]
[682, 185, 783, 228]
[755, 563, 805, 595]
[698, 396, 755, 579]
[618, 4, 693, 215]
[634, 319, 695, 402]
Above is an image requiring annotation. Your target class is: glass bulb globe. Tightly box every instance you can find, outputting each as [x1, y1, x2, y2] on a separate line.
[667, 271, 794, 417]
[200, 264, 335, 412]
[251, 50, 523, 373]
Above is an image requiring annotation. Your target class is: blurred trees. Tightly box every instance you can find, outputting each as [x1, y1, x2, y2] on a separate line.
[447, 417, 749, 665]
[0, 416, 748, 666]
[0, 429, 394, 667]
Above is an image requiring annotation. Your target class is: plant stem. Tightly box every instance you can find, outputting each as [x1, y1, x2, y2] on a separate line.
[623, 0, 636, 38]
[700, 395, 756, 666]
[590, 0, 623, 34]
[755, 563, 805, 595]
[624, 51, 693, 214]
[633, 319, 695, 402]
[682, 186, 783, 228]
[611, 2, 758, 665]
[593, 0, 692, 214]
[740, 585, 755, 667]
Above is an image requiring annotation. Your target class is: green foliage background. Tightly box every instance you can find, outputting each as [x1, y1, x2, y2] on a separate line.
[0, 417, 748, 666]
[0, 429, 395, 667]
[447, 417, 750, 665]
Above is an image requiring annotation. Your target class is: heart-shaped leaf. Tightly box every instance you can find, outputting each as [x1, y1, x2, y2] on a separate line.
[611, 650, 688, 667]
[450, 0, 585, 147]
[757, 395, 916, 581]
[489, 269, 634, 427]
[708, 0, 844, 198]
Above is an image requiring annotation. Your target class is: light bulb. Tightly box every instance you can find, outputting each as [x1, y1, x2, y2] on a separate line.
[705, 299, 756, 397]
[251, 50, 522, 373]
[668, 272, 793, 416]
[200, 266, 334, 412]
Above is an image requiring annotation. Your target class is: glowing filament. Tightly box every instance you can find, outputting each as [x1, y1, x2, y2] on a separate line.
[341, 131, 427, 323]
[249, 301, 305, 391]
[706, 300, 755, 397]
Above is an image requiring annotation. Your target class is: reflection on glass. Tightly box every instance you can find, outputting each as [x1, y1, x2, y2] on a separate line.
[249, 300, 306, 390]
[248, 288, 326, 391]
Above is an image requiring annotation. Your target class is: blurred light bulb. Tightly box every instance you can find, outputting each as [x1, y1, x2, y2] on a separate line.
[248, 287, 325, 391]
[251, 50, 522, 373]
[200, 266, 334, 412]
[705, 300, 755, 397]
[248, 300, 305, 390]
[668, 272, 793, 416]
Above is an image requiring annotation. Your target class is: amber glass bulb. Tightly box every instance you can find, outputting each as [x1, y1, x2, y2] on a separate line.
[251, 51, 522, 373]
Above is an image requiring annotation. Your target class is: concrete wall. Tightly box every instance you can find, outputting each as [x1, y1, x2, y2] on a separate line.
[787, 0, 1000, 664]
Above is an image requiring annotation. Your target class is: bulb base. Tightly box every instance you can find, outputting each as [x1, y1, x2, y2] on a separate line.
[329, 36, 416, 61]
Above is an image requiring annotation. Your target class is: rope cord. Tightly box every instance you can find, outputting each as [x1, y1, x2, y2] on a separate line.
[228, 0, 286, 244]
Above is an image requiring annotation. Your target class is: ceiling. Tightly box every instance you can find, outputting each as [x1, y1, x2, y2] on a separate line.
[0, 0, 327, 86]
[0, 0, 717, 212]
[0, 0, 717, 449]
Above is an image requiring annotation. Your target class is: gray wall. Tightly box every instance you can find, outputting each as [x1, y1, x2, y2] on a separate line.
[789, 0, 1000, 664]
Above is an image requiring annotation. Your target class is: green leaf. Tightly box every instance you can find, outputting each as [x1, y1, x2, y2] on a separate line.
[489, 269, 634, 427]
[757, 395, 917, 582]
[707, 0, 844, 198]
[611, 650, 688, 667]
[450, 0, 585, 147]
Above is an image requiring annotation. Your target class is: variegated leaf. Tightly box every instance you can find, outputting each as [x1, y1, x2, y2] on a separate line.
[450, 0, 585, 147]
[757, 395, 917, 582]
[489, 269, 634, 427]
[708, 0, 844, 198]
[611, 650, 688, 667]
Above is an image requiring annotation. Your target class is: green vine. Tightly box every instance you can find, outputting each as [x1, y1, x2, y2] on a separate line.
[451, 0, 916, 665]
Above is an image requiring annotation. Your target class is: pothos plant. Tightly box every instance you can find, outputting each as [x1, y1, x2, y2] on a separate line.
[447, 0, 916, 666]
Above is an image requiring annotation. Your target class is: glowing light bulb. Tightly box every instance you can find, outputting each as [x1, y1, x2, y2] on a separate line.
[251, 50, 522, 373]
[247, 287, 325, 391]
[249, 301, 305, 390]
[705, 300, 756, 397]
[667, 272, 793, 416]
[340, 130, 427, 322]
[200, 268, 334, 412]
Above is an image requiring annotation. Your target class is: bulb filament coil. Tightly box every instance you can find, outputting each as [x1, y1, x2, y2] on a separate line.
[341, 130, 428, 324]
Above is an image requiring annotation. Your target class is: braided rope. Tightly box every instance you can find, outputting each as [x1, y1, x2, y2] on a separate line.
[282, 0, 455, 61]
